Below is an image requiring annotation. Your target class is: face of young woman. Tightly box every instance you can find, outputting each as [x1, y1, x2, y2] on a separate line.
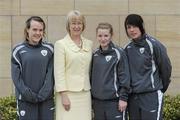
[96, 29, 112, 50]
[69, 18, 83, 37]
[27, 20, 44, 45]
[126, 25, 142, 40]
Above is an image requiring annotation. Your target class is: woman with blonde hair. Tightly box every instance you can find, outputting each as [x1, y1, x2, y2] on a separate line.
[54, 10, 93, 120]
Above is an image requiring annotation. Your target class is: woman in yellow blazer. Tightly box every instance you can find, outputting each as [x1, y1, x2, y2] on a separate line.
[54, 10, 93, 120]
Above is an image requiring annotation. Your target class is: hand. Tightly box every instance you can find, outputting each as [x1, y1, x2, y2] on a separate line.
[118, 100, 127, 112]
[60, 92, 71, 111]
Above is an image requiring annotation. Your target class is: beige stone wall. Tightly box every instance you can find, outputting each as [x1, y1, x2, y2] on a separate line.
[0, 0, 179, 97]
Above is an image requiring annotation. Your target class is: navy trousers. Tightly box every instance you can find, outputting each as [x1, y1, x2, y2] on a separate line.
[17, 98, 54, 120]
[128, 90, 163, 120]
[93, 99, 126, 120]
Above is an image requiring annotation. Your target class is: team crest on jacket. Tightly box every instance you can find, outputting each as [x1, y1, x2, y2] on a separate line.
[20, 110, 26, 116]
[41, 50, 48, 56]
[139, 48, 145, 54]
[105, 55, 112, 62]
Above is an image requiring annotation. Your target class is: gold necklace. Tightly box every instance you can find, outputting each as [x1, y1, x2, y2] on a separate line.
[77, 40, 82, 48]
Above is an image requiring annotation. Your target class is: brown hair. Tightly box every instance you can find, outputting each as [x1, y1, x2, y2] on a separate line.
[96, 22, 113, 36]
[24, 16, 46, 40]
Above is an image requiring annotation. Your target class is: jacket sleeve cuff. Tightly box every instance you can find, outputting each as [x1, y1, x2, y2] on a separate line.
[119, 87, 129, 102]
[119, 95, 128, 102]
[55, 85, 68, 92]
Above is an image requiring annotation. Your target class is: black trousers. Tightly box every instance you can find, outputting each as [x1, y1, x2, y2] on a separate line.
[93, 99, 127, 120]
[17, 98, 54, 120]
[128, 90, 163, 120]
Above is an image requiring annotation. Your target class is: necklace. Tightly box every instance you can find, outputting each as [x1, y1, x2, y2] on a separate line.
[74, 39, 82, 48]
[77, 40, 82, 48]
[71, 36, 83, 48]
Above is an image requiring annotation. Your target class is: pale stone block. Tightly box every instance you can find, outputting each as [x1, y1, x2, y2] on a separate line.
[21, 0, 74, 15]
[0, 16, 11, 78]
[166, 77, 180, 95]
[83, 16, 120, 49]
[129, 0, 180, 14]
[119, 15, 129, 47]
[156, 16, 180, 47]
[143, 16, 156, 36]
[12, 16, 28, 46]
[0, 79, 13, 97]
[0, 0, 19, 15]
[48, 16, 67, 44]
[12, 16, 48, 47]
[156, 16, 180, 78]
[167, 47, 180, 77]
[75, 0, 128, 15]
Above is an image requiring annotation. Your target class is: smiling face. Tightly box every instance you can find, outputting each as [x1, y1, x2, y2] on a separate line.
[97, 28, 112, 50]
[26, 20, 44, 45]
[69, 17, 83, 37]
[126, 25, 142, 40]
[66, 10, 85, 38]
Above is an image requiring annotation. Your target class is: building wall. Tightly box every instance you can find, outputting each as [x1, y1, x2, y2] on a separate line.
[0, 0, 180, 97]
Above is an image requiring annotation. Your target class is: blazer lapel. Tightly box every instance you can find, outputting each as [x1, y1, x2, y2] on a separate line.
[65, 34, 91, 52]
[65, 34, 80, 52]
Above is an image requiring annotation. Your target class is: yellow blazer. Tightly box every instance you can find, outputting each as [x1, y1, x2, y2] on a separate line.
[54, 34, 93, 92]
